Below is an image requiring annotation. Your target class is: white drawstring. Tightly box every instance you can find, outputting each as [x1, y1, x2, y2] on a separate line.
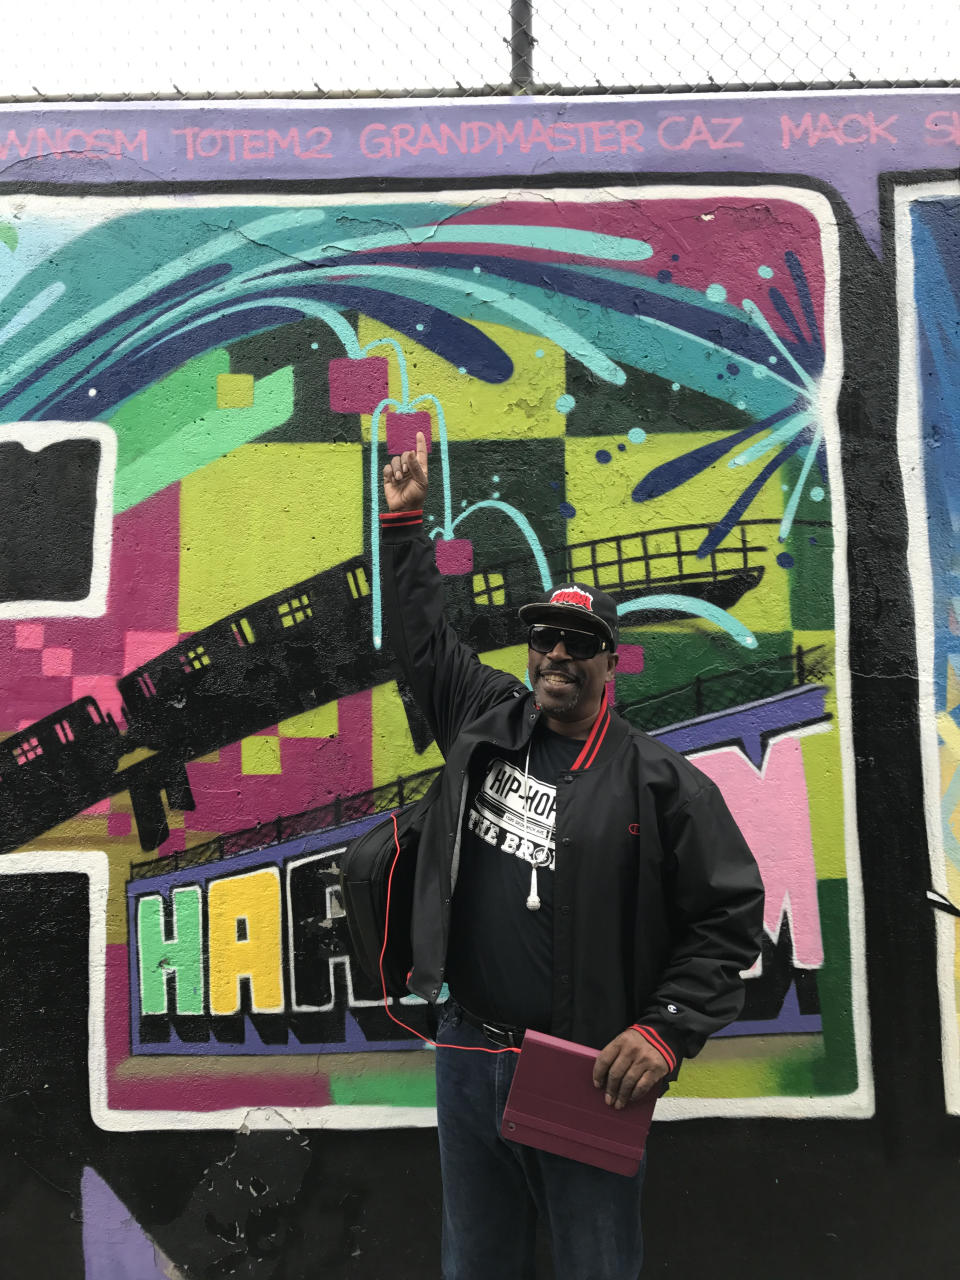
[522, 742, 541, 911]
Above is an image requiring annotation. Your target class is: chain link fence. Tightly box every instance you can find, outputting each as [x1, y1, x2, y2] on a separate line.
[3, 0, 958, 100]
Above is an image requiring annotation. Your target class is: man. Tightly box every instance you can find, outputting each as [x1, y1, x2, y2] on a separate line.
[380, 433, 764, 1280]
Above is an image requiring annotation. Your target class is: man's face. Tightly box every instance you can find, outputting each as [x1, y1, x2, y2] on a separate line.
[527, 626, 618, 723]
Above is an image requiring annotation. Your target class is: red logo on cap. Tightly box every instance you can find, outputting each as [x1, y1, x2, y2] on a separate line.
[550, 587, 593, 611]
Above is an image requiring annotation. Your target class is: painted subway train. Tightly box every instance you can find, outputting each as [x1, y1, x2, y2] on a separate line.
[0, 546, 546, 854]
[118, 556, 398, 755]
[0, 697, 122, 849]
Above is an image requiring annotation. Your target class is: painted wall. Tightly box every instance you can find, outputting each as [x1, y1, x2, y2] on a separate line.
[0, 92, 956, 1277]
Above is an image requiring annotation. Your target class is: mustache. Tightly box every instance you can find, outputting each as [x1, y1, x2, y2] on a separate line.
[535, 663, 583, 685]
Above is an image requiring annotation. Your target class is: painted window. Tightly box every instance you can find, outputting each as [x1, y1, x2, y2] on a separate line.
[180, 644, 212, 673]
[14, 736, 43, 765]
[230, 617, 257, 646]
[137, 672, 157, 698]
[347, 566, 370, 599]
[54, 720, 76, 745]
[472, 571, 505, 606]
[278, 594, 313, 628]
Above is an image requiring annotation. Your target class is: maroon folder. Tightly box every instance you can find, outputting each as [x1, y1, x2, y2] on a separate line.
[500, 1030, 661, 1176]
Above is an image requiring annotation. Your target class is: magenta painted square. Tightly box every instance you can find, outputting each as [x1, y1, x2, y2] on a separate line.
[328, 356, 390, 413]
[385, 411, 432, 455]
[435, 538, 473, 575]
[617, 644, 645, 674]
[107, 812, 132, 838]
[386, 412, 435, 458]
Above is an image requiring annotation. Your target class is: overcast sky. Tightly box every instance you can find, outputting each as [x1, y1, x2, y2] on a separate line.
[2, 0, 958, 97]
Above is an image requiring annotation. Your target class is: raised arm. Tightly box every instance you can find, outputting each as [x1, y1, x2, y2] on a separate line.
[379, 432, 522, 757]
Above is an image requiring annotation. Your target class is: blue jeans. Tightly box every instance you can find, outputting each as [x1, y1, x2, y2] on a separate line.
[435, 1003, 646, 1280]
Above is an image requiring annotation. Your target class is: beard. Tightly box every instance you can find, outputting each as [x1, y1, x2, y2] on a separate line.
[533, 662, 586, 718]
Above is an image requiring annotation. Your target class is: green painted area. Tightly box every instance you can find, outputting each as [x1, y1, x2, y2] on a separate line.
[114, 365, 295, 512]
[0, 223, 17, 253]
[329, 1062, 437, 1107]
[782, 455, 835, 630]
[781, 879, 858, 1096]
[137, 887, 204, 1016]
[800, 728, 848, 880]
[565, 358, 754, 438]
[110, 350, 228, 470]
[617, 630, 795, 731]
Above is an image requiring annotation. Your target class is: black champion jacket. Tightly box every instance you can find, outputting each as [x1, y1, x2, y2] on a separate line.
[380, 514, 765, 1073]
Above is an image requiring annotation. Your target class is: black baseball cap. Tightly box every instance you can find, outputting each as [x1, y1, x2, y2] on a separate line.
[518, 583, 619, 650]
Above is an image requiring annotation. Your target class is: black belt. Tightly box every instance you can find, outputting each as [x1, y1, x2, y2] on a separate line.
[457, 1005, 526, 1049]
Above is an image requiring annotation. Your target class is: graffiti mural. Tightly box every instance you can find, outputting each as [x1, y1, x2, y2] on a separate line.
[0, 179, 869, 1128]
[897, 180, 960, 1115]
[7, 86, 960, 1278]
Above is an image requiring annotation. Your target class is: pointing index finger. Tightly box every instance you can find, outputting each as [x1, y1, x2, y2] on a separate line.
[415, 430, 429, 481]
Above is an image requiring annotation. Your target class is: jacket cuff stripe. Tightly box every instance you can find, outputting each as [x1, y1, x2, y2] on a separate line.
[572, 689, 608, 771]
[380, 509, 424, 526]
[633, 1024, 677, 1071]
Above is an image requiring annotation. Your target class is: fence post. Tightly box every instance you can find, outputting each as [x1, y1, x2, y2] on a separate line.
[510, 0, 534, 93]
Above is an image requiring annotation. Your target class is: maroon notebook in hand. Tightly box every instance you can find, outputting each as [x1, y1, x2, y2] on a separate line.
[500, 1029, 662, 1177]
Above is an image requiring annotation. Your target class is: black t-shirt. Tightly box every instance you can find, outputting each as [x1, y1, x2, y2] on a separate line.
[445, 724, 583, 1030]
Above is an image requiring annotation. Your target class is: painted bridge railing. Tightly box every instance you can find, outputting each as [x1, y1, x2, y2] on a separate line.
[129, 765, 441, 881]
[620, 643, 828, 732]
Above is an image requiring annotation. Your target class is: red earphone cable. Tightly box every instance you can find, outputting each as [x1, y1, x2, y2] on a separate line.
[378, 813, 520, 1055]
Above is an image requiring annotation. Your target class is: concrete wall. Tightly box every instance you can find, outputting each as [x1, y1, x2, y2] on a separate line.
[0, 92, 957, 1276]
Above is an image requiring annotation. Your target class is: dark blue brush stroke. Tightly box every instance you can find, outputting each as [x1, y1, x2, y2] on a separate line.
[769, 288, 811, 354]
[632, 400, 805, 503]
[252, 250, 811, 386]
[697, 433, 807, 558]
[29, 281, 513, 420]
[313, 286, 512, 382]
[0, 264, 233, 417]
[785, 250, 823, 352]
[37, 280, 516, 418]
[38, 307, 300, 419]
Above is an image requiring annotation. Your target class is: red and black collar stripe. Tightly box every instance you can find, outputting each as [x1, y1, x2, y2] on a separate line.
[571, 689, 611, 772]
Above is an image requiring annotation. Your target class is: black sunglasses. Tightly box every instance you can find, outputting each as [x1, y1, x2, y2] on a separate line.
[528, 624, 609, 660]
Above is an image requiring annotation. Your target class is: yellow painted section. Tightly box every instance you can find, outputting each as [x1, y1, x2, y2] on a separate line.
[208, 869, 285, 1015]
[668, 1034, 824, 1098]
[799, 730, 846, 880]
[370, 681, 444, 789]
[217, 372, 255, 408]
[279, 700, 339, 739]
[241, 735, 282, 775]
[356, 316, 567, 441]
[939, 712, 960, 762]
[179, 442, 363, 630]
[795, 629, 846, 880]
[948, 659, 960, 713]
[564, 433, 791, 636]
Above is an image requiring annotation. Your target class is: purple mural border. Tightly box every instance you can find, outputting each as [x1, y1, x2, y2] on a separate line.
[1, 90, 959, 252]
